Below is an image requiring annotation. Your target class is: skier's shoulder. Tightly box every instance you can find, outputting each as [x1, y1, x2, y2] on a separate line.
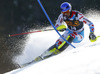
[72, 10, 83, 15]
[72, 10, 85, 18]
[59, 13, 63, 17]
[58, 13, 63, 19]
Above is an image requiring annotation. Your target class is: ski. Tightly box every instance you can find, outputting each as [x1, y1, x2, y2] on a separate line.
[20, 56, 43, 68]
[19, 60, 35, 68]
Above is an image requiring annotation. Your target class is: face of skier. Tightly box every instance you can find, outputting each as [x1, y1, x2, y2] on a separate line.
[62, 10, 70, 17]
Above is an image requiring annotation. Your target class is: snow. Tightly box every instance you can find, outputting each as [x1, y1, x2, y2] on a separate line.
[5, 10, 100, 74]
[5, 41, 100, 74]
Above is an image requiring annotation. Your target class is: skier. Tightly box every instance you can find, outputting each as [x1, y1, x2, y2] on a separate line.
[33, 2, 96, 62]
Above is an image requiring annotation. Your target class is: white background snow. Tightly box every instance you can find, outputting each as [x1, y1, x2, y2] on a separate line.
[5, 10, 100, 74]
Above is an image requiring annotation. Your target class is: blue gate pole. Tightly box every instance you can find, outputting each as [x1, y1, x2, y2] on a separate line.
[37, 0, 75, 48]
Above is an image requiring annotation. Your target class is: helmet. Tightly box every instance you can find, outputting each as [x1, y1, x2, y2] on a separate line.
[60, 2, 72, 12]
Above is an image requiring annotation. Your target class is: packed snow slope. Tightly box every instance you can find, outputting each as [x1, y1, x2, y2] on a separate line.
[5, 10, 100, 74]
[6, 42, 100, 74]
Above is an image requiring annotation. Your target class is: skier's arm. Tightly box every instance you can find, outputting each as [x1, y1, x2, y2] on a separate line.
[83, 17, 94, 33]
[55, 14, 66, 31]
[82, 15, 96, 41]
[78, 12, 96, 42]
[78, 12, 94, 32]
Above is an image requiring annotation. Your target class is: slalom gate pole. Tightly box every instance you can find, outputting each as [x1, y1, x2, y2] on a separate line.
[37, 0, 76, 48]
[9, 28, 54, 37]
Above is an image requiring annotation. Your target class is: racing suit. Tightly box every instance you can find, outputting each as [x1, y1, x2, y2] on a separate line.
[34, 10, 94, 61]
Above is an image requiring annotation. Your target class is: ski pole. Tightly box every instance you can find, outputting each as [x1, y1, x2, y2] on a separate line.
[97, 36, 100, 39]
[9, 28, 54, 37]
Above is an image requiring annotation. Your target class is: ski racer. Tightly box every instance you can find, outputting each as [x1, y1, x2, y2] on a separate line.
[33, 2, 96, 62]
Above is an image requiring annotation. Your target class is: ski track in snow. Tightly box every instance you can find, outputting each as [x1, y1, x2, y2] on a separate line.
[5, 10, 100, 74]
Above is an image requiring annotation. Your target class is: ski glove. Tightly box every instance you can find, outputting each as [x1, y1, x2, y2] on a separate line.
[89, 32, 96, 42]
[59, 28, 66, 32]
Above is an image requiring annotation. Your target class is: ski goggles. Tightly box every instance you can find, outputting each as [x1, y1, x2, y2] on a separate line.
[61, 10, 70, 15]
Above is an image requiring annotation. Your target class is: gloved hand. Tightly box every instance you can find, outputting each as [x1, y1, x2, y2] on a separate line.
[59, 28, 66, 32]
[89, 32, 96, 42]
